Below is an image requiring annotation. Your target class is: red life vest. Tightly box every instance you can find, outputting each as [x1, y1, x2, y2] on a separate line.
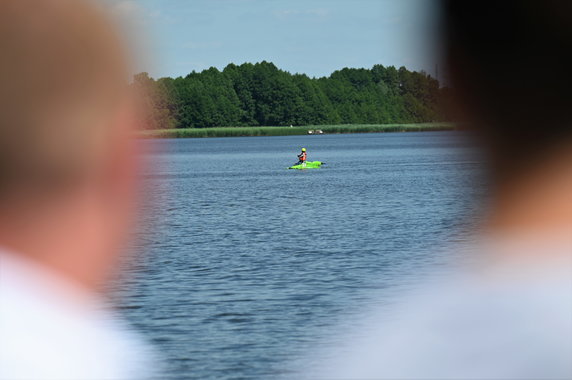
[300, 152, 307, 161]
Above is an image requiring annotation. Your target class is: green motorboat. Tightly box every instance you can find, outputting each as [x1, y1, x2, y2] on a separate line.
[288, 161, 324, 170]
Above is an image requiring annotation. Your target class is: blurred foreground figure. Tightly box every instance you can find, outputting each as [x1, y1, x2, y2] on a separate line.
[313, 1, 571, 378]
[0, 0, 156, 378]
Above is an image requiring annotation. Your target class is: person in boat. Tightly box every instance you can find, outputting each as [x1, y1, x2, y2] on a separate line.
[296, 148, 307, 167]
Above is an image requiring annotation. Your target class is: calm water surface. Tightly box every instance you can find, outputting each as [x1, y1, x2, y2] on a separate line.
[118, 132, 484, 379]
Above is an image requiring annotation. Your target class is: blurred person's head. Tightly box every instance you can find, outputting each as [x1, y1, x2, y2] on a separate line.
[0, 0, 137, 292]
[442, 1, 572, 236]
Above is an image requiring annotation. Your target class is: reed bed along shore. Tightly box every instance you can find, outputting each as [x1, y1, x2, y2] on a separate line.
[139, 122, 456, 139]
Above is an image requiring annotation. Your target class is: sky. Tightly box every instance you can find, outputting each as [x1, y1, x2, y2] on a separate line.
[103, 0, 443, 80]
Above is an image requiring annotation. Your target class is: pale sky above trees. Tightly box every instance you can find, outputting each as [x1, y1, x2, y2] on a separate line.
[103, 0, 441, 79]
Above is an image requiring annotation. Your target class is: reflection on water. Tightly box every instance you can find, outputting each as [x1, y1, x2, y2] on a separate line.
[116, 132, 484, 379]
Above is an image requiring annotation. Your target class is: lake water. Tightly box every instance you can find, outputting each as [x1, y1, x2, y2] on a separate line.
[117, 132, 484, 379]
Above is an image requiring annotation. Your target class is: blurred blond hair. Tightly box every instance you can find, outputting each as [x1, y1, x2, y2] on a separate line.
[0, 0, 131, 199]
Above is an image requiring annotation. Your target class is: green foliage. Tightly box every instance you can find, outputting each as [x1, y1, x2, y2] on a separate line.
[139, 123, 455, 139]
[134, 62, 450, 129]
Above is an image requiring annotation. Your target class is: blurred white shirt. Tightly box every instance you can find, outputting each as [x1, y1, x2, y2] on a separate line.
[0, 249, 158, 380]
[310, 237, 572, 379]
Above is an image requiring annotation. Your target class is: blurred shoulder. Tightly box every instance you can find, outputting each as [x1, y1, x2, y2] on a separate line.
[0, 250, 159, 380]
[313, 240, 572, 379]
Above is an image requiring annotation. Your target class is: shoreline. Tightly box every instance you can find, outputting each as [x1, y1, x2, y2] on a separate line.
[139, 122, 456, 139]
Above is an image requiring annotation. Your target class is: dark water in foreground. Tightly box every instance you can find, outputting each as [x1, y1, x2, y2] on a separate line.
[119, 132, 483, 379]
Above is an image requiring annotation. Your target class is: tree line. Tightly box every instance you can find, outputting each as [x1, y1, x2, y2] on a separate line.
[133, 61, 451, 129]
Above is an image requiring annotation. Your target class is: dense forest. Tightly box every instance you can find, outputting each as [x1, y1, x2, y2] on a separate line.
[133, 61, 450, 129]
